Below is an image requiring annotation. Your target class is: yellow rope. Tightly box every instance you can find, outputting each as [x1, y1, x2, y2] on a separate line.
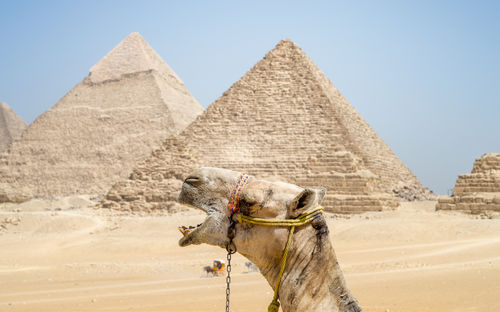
[236, 206, 323, 227]
[236, 206, 324, 312]
[267, 225, 295, 312]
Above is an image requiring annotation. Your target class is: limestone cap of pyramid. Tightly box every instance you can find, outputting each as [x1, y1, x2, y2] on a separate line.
[88, 32, 183, 84]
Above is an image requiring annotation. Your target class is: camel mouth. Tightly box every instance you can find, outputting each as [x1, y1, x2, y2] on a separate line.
[178, 221, 203, 244]
[178, 179, 228, 248]
[177, 202, 227, 248]
[178, 223, 202, 236]
[178, 216, 209, 247]
[177, 201, 210, 247]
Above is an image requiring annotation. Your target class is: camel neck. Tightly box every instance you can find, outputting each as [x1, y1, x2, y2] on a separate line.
[248, 217, 360, 312]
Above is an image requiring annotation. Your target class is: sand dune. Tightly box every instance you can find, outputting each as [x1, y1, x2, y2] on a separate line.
[1, 198, 499, 311]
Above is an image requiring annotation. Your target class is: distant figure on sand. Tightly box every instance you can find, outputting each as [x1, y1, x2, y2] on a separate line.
[203, 259, 225, 277]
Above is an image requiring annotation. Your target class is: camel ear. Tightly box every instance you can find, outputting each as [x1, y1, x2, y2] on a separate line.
[289, 187, 326, 216]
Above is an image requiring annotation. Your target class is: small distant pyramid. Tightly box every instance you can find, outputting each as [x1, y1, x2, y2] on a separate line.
[0, 102, 27, 153]
[100, 39, 429, 214]
[0, 32, 203, 202]
[436, 153, 500, 213]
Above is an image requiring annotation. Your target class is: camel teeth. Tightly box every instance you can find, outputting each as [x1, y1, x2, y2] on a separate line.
[178, 225, 198, 236]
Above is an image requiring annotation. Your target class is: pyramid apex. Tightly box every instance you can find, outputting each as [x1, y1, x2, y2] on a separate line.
[0, 102, 13, 111]
[122, 32, 147, 42]
[0, 102, 26, 122]
[275, 38, 298, 47]
[127, 31, 142, 37]
[268, 38, 305, 56]
[88, 32, 181, 84]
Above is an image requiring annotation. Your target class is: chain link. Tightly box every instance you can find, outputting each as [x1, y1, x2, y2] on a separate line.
[225, 216, 237, 312]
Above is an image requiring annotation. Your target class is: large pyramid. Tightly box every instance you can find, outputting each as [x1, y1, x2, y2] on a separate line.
[0, 102, 27, 153]
[100, 39, 428, 214]
[436, 153, 500, 213]
[0, 32, 203, 202]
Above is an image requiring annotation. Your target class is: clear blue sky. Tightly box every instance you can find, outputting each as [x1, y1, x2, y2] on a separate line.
[1, 1, 499, 194]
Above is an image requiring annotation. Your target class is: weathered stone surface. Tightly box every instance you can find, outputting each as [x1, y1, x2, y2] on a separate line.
[0, 187, 30, 203]
[436, 153, 500, 213]
[0, 102, 27, 153]
[99, 39, 429, 214]
[0, 33, 203, 202]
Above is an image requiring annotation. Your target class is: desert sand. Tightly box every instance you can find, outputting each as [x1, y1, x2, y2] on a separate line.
[1, 197, 499, 312]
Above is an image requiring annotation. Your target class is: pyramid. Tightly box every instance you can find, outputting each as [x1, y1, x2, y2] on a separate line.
[100, 39, 428, 214]
[0, 102, 27, 153]
[436, 153, 500, 213]
[0, 32, 203, 202]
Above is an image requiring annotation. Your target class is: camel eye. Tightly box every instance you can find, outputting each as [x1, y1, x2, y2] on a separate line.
[241, 198, 257, 207]
[185, 176, 202, 186]
[239, 197, 259, 214]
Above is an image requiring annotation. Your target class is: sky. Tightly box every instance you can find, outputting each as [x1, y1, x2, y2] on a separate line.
[0, 0, 499, 195]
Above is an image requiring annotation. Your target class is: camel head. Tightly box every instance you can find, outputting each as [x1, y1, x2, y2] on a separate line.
[177, 167, 325, 256]
[178, 167, 361, 312]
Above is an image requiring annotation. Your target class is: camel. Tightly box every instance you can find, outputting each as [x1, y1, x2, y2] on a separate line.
[178, 167, 361, 312]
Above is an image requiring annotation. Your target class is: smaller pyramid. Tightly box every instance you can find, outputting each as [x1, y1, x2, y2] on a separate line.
[0, 102, 27, 153]
[436, 153, 500, 213]
[0, 33, 203, 202]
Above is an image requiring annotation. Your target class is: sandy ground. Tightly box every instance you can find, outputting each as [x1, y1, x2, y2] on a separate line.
[1, 197, 499, 312]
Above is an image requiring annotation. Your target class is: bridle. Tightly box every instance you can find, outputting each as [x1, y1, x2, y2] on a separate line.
[225, 173, 324, 312]
[224, 173, 249, 312]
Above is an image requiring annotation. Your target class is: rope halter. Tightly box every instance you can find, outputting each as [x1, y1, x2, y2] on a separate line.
[226, 173, 324, 312]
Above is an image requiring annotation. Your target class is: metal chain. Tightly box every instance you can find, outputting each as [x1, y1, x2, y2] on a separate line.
[225, 215, 237, 312]
[225, 245, 233, 312]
